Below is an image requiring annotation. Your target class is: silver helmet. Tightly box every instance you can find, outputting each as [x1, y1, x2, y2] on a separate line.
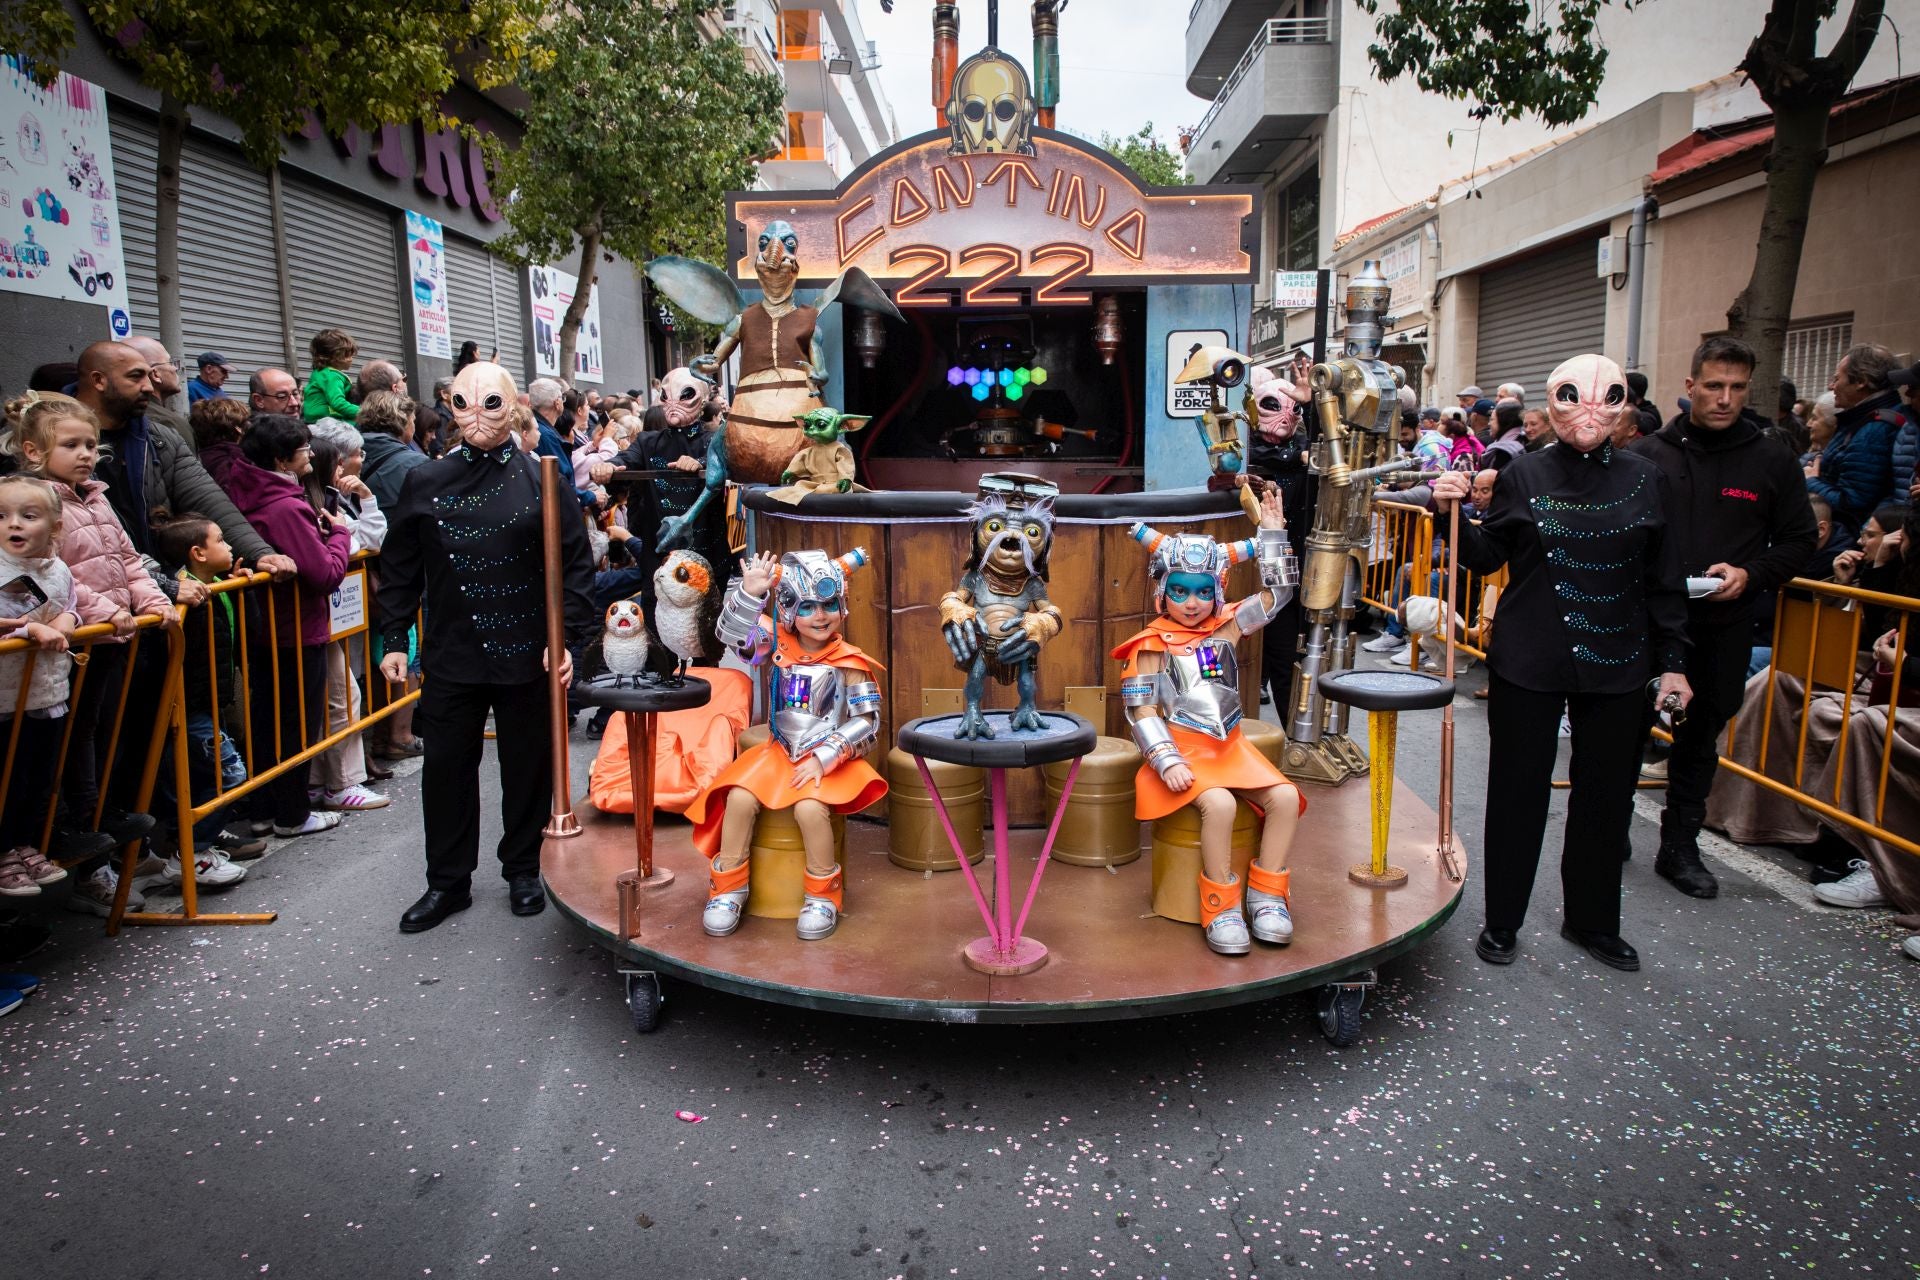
[1129, 522, 1256, 619]
[772, 548, 869, 627]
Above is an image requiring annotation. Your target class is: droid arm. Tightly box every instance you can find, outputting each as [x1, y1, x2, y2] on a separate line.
[1121, 651, 1187, 781]
[801, 665, 882, 772]
[715, 576, 774, 665]
[1220, 526, 1299, 640]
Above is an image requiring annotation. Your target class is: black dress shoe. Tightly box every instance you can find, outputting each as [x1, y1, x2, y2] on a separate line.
[1475, 927, 1518, 965]
[508, 875, 546, 917]
[1560, 924, 1640, 971]
[399, 888, 472, 933]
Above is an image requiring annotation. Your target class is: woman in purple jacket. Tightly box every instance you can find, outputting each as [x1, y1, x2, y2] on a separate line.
[224, 415, 353, 837]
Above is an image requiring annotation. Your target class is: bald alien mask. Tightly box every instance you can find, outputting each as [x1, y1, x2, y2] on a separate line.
[1247, 365, 1302, 442]
[659, 367, 712, 430]
[451, 362, 518, 451]
[1546, 354, 1629, 452]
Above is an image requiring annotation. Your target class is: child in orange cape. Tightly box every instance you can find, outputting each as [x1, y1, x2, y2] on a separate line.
[687, 547, 887, 941]
[1114, 488, 1306, 956]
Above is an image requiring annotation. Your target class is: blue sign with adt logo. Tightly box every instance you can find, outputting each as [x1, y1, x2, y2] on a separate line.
[109, 308, 130, 338]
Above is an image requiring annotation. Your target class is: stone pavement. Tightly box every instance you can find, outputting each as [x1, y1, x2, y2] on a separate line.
[4, 669, 1916, 1280]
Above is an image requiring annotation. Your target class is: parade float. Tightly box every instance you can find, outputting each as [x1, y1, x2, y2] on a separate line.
[543, 1, 1464, 1043]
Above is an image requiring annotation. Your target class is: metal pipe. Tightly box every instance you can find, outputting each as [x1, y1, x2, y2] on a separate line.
[1032, 1, 1061, 129]
[541, 455, 581, 839]
[1437, 500, 1462, 881]
[932, 4, 960, 129]
[1624, 195, 1655, 373]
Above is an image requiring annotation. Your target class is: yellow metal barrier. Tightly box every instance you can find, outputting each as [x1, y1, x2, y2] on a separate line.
[1361, 501, 1434, 661]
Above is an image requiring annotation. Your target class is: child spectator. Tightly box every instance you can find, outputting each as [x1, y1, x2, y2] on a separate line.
[302, 328, 359, 424]
[302, 433, 389, 813]
[150, 515, 266, 874]
[0, 474, 112, 896]
[8, 393, 173, 865]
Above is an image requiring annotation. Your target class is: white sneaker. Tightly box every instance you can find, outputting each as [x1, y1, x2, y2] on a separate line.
[1388, 646, 1414, 666]
[1813, 860, 1888, 908]
[1640, 758, 1669, 781]
[273, 812, 344, 837]
[1558, 714, 1572, 738]
[65, 865, 145, 916]
[318, 785, 390, 812]
[1204, 907, 1251, 956]
[1902, 935, 1920, 962]
[1360, 633, 1404, 653]
[157, 848, 248, 888]
[248, 819, 274, 837]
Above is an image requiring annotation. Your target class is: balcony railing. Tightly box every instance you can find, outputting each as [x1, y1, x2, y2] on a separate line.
[1191, 16, 1333, 145]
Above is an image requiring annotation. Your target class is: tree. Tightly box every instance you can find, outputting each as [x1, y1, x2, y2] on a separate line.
[2, 1, 539, 359]
[1358, 0, 1885, 409]
[1098, 123, 1188, 186]
[484, 0, 785, 386]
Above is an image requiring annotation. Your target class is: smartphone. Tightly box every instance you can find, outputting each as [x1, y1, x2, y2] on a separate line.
[0, 574, 49, 620]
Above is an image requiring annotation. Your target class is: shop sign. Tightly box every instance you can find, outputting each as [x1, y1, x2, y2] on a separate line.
[1250, 303, 1285, 356]
[729, 132, 1258, 302]
[1377, 231, 1423, 316]
[297, 114, 502, 223]
[1271, 270, 1320, 309]
[406, 210, 451, 360]
[0, 62, 132, 332]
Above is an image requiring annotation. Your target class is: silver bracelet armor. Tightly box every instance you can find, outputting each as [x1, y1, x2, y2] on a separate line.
[1232, 592, 1273, 634]
[1120, 674, 1162, 707]
[716, 579, 771, 656]
[1258, 526, 1298, 591]
[810, 713, 878, 772]
[1129, 713, 1186, 779]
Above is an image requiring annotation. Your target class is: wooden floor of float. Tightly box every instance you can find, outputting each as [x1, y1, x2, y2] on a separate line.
[542, 776, 1464, 1024]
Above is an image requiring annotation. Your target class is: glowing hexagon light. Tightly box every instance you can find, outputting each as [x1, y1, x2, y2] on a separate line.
[947, 366, 965, 386]
[1005, 382, 1024, 402]
[970, 382, 990, 402]
[1029, 366, 1049, 385]
[963, 368, 980, 386]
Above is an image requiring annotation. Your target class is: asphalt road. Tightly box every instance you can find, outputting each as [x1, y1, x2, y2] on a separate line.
[5, 661, 1916, 1280]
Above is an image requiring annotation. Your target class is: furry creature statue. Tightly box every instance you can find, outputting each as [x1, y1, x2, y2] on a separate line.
[938, 475, 1063, 740]
[599, 599, 652, 687]
[653, 550, 717, 684]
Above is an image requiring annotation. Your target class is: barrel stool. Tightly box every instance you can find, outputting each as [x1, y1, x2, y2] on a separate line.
[1147, 717, 1285, 922]
[1044, 735, 1143, 867]
[886, 747, 984, 871]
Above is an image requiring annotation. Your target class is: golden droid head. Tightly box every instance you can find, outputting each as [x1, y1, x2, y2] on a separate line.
[946, 48, 1036, 156]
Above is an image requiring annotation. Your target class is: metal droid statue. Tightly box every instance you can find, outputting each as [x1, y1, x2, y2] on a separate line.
[1173, 345, 1254, 489]
[1283, 260, 1407, 784]
[940, 474, 1064, 739]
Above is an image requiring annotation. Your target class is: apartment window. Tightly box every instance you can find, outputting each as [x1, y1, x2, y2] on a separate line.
[1280, 166, 1319, 270]
[780, 11, 822, 61]
[1782, 316, 1854, 396]
[774, 111, 827, 162]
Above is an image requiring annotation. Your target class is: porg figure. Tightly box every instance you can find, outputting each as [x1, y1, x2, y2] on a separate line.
[654, 549, 718, 685]
[600, 599, 652, 687]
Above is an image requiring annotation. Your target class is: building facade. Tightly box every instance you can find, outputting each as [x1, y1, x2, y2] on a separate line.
[752, 0, 898, 189]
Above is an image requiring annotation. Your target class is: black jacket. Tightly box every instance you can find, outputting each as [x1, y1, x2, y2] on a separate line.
[1631, 411, 1818, 630]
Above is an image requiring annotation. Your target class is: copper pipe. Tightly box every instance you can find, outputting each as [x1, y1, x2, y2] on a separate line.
[1437, 499, 1463, 881]
[541, 455, 581, 839]
[932, 3, 960, 129]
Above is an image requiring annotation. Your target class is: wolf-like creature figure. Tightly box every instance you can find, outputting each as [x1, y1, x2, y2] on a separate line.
[938, 475, 1063, 740]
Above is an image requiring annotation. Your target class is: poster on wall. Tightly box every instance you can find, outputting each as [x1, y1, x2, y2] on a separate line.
[528, 264, 603, 384]
[405, 210, 450, 360]
[1166, 328, 1229, 418]
[0, 60, 131, 336]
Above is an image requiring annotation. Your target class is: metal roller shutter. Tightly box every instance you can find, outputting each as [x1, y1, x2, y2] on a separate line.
[108, 111, 286, 377]
[444, 232, 528, 382]
[1474, 236, 1607, 401]
[282, 175, 406, 376]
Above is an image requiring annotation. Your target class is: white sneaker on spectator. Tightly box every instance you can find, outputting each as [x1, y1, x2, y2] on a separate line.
[248, 819, 274, 837]
[156, 848, 248, 888]
[65, 865, 144, 916]
[1388, 647, 1414, 666]
[1640, 758, 1669, 781]
[1812, 860, 1888, 908]
[1558, 714, 1572, 738]
[318, 785, 390, 812]
[1361, 633, 1404, 653]
[273, 812, 343, 838]
[1903, 935, 1920, 962]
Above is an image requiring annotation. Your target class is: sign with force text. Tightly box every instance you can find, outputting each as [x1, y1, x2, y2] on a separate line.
[406, 210, 451, 360]
[1166, 328, 1230, 418]
[529, 264, 604, 384]
[0, 61, 132, 335]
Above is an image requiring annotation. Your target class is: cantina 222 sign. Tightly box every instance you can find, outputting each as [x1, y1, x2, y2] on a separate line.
[728, 132, 1257, 306]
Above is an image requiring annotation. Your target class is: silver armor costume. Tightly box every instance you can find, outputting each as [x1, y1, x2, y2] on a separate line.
[770, 664, 880, 771]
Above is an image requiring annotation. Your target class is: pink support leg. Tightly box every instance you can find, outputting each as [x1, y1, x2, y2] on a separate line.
[914, 755, 999, 945]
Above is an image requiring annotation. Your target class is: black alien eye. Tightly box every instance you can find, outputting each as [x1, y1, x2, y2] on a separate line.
[675, 567, 689, 582]
[995, 99, 1017, 122]
[1554, 384, 1580, 404]
[452, 394, 470, 409]
[678, 387, 697, 400]
[1258, 396, 1282, 412]
[483, 393, 504, 410]
[1604, 384, 1626, 405]
[965, 100, 986, 122]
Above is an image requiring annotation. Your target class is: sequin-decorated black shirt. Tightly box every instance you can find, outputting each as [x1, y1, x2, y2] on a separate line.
[376, 446, 596, 685]
[1456, 441, 1688, 695]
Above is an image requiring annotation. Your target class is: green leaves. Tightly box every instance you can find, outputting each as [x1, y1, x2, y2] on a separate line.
[0, 1, 77, 87]
[1097, 122, 1188, 186]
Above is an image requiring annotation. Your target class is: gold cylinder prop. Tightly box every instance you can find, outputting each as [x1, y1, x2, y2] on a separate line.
[1044, 735, 1143, 867]
[1149, 803, 1257, 924]
[746, 810, 849, 919]
[1348, 710, 1409, 888]
[540, 455, 580, 839]
[886, 747, 985, 871]
[1240, 717, 1287, 768]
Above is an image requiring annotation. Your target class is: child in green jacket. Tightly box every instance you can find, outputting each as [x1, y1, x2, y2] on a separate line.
[302, 327, 359, 423]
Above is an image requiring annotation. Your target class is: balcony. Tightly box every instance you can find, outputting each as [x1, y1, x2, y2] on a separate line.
[1186, 0, 1295, 96]
[1185, 17, 1336, 185]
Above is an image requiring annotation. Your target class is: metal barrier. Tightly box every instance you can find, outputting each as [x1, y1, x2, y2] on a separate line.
[1361, 499, 1434, 621]
[130, 551, 422, 931]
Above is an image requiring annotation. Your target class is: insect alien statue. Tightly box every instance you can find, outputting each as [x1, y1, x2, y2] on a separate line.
[939, 474, 1063, 740]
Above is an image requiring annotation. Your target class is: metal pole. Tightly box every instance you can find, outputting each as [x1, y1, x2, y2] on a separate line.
[1624, 195, 1654, 373]
[1437, 500, 1463, 880]
[541, 455, 581, 838]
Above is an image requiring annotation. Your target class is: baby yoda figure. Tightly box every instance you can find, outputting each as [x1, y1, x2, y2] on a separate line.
[766, 407, 872, 504]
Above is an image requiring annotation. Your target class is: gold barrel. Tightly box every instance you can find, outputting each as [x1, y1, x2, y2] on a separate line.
[1044, 735, 1143, 867]
[886, 747, 985, 871]
[746, 809, 848, 919]
[1149, 802, 1257, 923]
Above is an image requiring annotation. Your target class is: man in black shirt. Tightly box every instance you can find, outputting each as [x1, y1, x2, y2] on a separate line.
[1631, 337, 1817, 898]
[378, 362, 596, 933]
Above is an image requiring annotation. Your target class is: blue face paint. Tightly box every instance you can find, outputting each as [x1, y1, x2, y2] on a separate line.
[1164, 573, 1217, 605]
[795, 595, 842, 618]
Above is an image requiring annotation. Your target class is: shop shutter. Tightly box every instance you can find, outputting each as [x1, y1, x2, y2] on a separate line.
[1474, 236, 1607, 402]
[108, 110, 287, 377]
[282, 174, 407, 377]
[444, 232, 528, 382]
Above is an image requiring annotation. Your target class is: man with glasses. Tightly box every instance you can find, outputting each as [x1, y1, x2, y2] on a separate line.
[249, 367, 300, 417]
[1811, 343, 1905, 534]
[124, 335, 188, 434]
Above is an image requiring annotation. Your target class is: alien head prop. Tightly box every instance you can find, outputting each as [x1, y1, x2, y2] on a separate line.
[1546, 354, 1629, 452]
[946, 47, 1036, 156]
[450, 361, 518, 450]
[754, 220, 801, 307]
[964, 474, 1058, 584]
[659, 367, 714, 429]
[1246, 365, 1301, 442]
[792, 406, 873, 445]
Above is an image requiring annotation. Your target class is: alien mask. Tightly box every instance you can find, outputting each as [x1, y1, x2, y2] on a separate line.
[1247, 365, 1300, 442]
[1546, 354, 1629, 452]
[754, 220, 801, 307]
[946, 47, 1036, 156]
[450, 361, 518, 450]
[659, 367, 712, 430]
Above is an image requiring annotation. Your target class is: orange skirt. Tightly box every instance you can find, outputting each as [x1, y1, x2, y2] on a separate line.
[688, 738, 888, 857]
[1133, 723, 1305, 821]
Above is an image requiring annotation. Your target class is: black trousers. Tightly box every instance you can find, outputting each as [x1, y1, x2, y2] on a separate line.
[1483, 672, 1647, 935]
[417, 675, 551, 893]
[1664, 616, 1754, 833]
[62, 642, 127, 825]
[1262, 593, 1304, 713]
[246, 643, 327, 828]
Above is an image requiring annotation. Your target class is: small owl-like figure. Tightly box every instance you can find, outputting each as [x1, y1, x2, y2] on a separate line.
[654, 549, 717, 685]
[601, 599, 651, 687]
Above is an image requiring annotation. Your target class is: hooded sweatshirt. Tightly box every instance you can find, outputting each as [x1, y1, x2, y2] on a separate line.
[1631, 409, 1819, 629]
[218, 454, 351, 646]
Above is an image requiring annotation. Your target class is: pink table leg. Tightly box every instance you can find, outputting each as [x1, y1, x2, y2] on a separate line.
[1012, 757, 1079, 943]
[913, 755, 998, 945]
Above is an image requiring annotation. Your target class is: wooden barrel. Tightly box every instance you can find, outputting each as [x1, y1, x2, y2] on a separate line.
[1043, 735, 1143, 867]
[1149, 800, 1257, 924]
[746, 808, 848, 919]
[885, 747, 984, 870]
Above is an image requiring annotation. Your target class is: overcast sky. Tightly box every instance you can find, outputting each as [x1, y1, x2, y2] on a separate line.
[862, 0, 1206, 148]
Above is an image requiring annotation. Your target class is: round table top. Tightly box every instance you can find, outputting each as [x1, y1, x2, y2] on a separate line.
[899, 711, 1098, 768]
[1315, 668, 1455, 713]
[572, 673, 713, 714]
